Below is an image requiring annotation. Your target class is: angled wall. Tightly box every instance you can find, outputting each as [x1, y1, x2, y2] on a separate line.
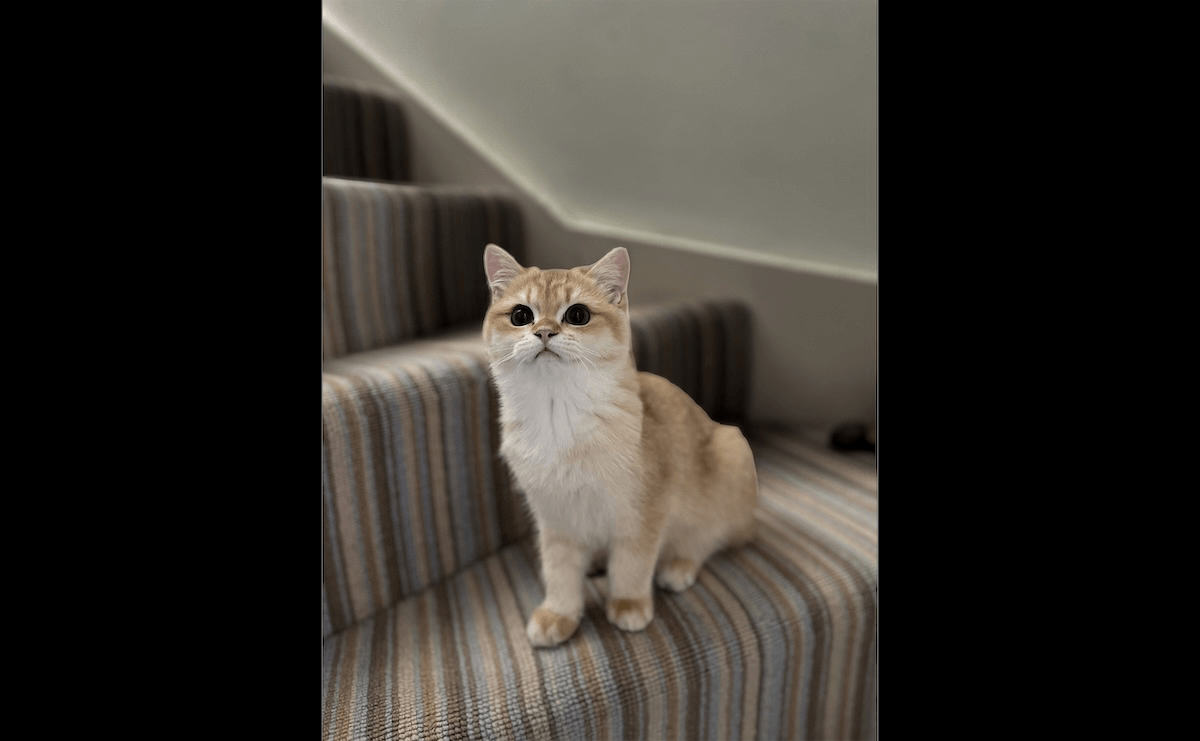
[322, 2, 877, 428]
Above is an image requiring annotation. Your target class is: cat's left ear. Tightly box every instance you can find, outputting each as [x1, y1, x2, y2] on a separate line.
[587, 247, 630, 305]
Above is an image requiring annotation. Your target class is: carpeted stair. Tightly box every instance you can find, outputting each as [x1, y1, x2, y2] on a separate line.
[321, 77, 877, 740]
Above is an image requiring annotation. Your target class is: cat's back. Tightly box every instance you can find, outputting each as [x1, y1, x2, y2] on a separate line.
[635, 371, 756, 527]
[636, 371, 720, 440]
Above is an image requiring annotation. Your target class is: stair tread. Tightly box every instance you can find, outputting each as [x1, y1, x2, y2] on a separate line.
[321, 427, 877, 741]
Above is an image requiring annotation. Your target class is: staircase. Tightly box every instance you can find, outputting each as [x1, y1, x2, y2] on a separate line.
[321, 77, 878, 741]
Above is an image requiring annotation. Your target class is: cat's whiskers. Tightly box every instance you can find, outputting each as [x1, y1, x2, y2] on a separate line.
[572, 344, 618, 365]
[494, 346, 521, 364]
[554, 340, 604, 373]
[571, 343, 604, 357]
[571, 352, 601, 374]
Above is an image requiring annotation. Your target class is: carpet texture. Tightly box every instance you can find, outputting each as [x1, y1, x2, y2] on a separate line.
[323, 79, 412, 183]
[321, 428, 877, 741]
[322, 177, 525, 360]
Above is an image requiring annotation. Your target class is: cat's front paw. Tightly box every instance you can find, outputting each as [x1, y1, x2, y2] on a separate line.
[606, 597, 654, 632]
[527, 607, 580, 647]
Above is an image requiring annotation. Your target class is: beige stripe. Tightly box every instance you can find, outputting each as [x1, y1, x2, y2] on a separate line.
[780, 507, 877, 740]
[410, 191, 437, 334]
[766, 521, 848, 739]
[321, 637, 343, 739]
[642, 591, 686, 739]
[365, 614, 391, 736]
[489, 375, 524, 546]
[436, 584, 469, 735]
[621, 599, 670, 739]
[562, 585, 599, 740]
[323, 377, 373, 623]
[757, 478, 878, 573]
[861, 622, 879, 740]
[321, 188, 344, 358]
[463, 567, 516, 737]
[759, 443, 879, 514]
[387, 188, 416, 340]
[467, 362, 501, 554]
[680, 583, 733, 737]
[321, 424, 348, 636]
[757, 448, 877, 520]
[363, 188, 388, 350]
[417, 591, 439, 740]
[388, 599, 419, 739]
[388, 365, 433, 589]
[357, 367, 404, 604]
[445, 353, 493, 558]
[579, 580, 616, 740]
[334, 627, 361, 741]
[755, 429, 878, 492]
[759, 469, 878, 546]
[648, 617, 676, 741]
[732, 537, 815, 738]
[703, 565, 762, 740]
[405, 360, 457, 577]
[758, 514, 875, 740]
[341, 374, 387, 618]
[345, 188, 370, 354]
[487, 554, 553, 739]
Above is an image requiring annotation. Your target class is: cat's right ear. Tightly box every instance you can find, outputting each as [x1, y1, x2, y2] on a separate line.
[484, 243, 524, 301]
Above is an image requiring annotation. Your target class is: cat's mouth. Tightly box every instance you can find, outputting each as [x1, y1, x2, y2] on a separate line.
[536, 348, 560, 359]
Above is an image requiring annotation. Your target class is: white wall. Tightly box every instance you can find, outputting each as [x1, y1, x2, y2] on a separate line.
[323, 0, 877, 283]
[323, 3, 877, 429]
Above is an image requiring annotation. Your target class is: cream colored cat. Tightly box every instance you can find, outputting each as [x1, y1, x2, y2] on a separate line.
[482, 244, 758, 647]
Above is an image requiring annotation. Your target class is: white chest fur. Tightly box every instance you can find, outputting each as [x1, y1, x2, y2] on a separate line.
[493, 359, 641, 543]
[495, 359, 608, 458]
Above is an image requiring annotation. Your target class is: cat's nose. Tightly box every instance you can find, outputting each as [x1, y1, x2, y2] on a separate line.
[533, 328, 558, 343]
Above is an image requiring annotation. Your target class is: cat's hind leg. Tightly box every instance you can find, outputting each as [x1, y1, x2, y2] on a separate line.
[654, 528, 723, 593]
[655, 557, 701, 593]
[656, 427, 758, 592]
[605, 533, 663, 632]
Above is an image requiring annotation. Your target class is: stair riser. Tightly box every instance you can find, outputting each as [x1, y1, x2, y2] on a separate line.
[322, 178, 524, 360]
[322, 339, 530, 638]
[323, 82, 411, 183]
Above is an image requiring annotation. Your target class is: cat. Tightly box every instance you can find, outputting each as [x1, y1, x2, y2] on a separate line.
[482, 243, 758, 647]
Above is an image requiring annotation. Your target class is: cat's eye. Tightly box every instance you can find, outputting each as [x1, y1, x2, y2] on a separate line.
[564, 304, 590, 325]
[510, 305, 533, 326]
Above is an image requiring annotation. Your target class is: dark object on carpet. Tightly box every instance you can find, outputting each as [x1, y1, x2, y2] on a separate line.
[831, 422, 876, 452]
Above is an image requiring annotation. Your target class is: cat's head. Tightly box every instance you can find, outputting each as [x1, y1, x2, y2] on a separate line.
[481, 244, 632, 372]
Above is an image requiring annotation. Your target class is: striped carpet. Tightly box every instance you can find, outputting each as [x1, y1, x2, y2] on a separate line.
[322, 176, 525, 360]
[324, 78, 413, 183]
[321, 428, 878, 741]
[629, 300, 750, 424]
[322, 301, 755, 639]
